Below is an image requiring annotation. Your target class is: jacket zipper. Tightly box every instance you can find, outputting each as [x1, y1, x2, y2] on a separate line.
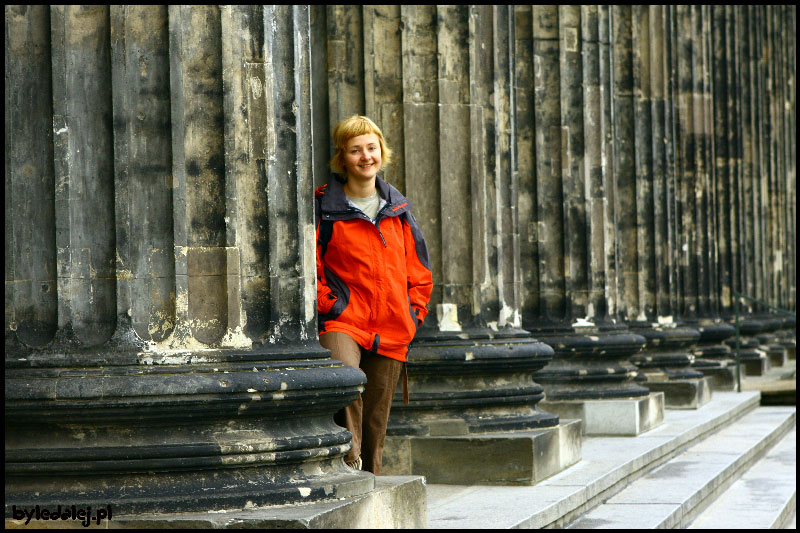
[375, 203, 390, 248]
[329, 205, 391, 248]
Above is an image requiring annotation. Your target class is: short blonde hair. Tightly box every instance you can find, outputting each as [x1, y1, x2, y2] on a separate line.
[330, 115, 392, 177]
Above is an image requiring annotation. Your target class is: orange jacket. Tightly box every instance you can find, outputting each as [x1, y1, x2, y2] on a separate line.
[316, 177, 433, 362]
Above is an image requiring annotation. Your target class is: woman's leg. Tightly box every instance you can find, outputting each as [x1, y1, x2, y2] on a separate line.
[358, 351, 403, 474]
[319, 332, 363, 466]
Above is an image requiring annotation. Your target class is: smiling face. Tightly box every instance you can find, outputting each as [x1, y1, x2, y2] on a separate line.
[342, 133, 382, 184]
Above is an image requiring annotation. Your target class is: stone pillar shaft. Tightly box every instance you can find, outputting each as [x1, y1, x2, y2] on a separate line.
[521, 6, 649, 403]
[6, 5, 370, 515]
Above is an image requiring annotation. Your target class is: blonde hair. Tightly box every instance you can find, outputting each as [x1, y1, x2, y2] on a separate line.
[330, 115, 392, 177]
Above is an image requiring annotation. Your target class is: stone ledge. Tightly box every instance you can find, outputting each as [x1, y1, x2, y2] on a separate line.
[383, 420, 582, 485]
[540, 392, 664, 435]
[5, 476, 426, 529]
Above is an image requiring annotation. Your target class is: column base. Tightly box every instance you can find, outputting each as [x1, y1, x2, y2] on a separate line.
[381, 420, 582, 485]
[4, 476, 427, 529]
[693, 363, 740, 392]
[743, 353, 771, 376]
[780, 341, 796, 361]
[642, 377, 712, 409]
[5, 346, 373, 515]
[763, 345, 787, 367]
[539, 392, 664, 436]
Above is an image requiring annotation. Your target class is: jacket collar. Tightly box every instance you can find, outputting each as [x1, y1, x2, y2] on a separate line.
[320, 175, 411, 218]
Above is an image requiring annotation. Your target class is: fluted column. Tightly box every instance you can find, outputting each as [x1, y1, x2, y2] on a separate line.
[622, 6, 705, 389]
[5, 5, 370, 515]
[5, 5, 57, 350]
[772, 6, 797, 358]
[747, 6, 791, 367]
[523, 6, 649, 403]
[688, 5, 738, 370]
[672, 4, 740, 388]
[386, 5, 557, 437]
[720, 6, 773, 374]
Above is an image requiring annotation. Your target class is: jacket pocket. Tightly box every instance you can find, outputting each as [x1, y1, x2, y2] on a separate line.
[321, 266, 350, 321]
[408, 295, 419, 332]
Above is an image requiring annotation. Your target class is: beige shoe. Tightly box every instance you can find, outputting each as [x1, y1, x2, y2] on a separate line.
[345, 456, 362, 470]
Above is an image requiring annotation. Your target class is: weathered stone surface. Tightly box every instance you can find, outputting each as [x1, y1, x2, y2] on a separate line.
[5, 476, 427, 529]
[391, 331, 558, 437]
[5, 5, 378, 519]
[384, 419, 582, 485]
[645, 377, 712, 409]
[540, 392, 665, 436]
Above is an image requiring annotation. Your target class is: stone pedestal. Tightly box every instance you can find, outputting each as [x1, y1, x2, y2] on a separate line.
[529, 324, 663, 435]
[532, 325, 651, 401]
[688, 321, 738, 391]
[741, 351, 771, 376]
[692, 360, 741, 392]
[540, 392, 664, 436]
[5, 344, 375, 515]
[759, 340, 788, 367]
[774, 317, 796, 361]
[383, 420, 581, 485]
[643, 375, 712, 409]
[726, 318, 770, 377]
[384, 329, 577, 484]
[751, 315, 789, 368]
[628, 324, 711, 409]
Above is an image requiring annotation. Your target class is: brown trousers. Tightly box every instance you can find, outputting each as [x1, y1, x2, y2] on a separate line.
[319, 331, 402, 475]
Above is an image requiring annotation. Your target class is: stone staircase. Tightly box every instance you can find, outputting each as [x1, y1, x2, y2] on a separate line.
[426, 389, 796, 529]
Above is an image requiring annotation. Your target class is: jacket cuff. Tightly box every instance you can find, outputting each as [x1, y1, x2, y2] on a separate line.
[412, 305, 428, 326]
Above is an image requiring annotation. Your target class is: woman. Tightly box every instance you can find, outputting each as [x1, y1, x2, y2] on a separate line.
[315, 115, 433, 474]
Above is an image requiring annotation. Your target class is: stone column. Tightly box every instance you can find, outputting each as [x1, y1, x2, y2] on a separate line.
[721, 6, 772, 376]
[684, 5, 735, 395]
[382, 6, 574, 486]
[519, 6, 660, 437]
[6, 5, 372, 516]
[363, 6, 406, 193]
[749, 6, 793, 369]
[772, 6, 797, 359]
[623, 6, 710, 409]
[5, 5, 57, 350]
[662, 6, 739, 389]
[312, 5, 569, 486]
[686, 4, 741, 391]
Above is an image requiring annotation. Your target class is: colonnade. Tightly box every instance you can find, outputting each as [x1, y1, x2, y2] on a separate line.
[5, 4, 795, 516]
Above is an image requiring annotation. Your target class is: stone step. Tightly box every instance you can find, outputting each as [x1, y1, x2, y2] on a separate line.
[46, 476, 427, 529]
[427, 391, 760, 529]
[566, 406, 795, 529]
[687, 426, 796, 529]
[742, 358, 796, 406]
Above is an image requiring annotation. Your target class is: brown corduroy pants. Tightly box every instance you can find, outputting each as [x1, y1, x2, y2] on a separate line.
[319, 331, 403, 475]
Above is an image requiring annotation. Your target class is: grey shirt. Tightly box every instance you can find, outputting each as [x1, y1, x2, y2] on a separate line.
[346, 190, 386, 223]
